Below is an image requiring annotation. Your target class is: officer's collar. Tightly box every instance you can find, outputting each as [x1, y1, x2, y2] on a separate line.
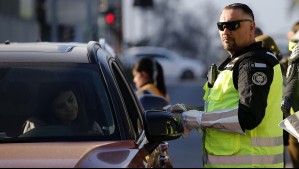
[230, 42, 262, 59]
[219, 42, 262, 70]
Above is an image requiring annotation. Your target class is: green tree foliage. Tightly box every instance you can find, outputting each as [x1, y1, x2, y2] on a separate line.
[290, 0, 299, 10]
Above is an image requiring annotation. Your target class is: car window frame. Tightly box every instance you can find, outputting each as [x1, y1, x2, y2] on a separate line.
[95, 52, 131, 140]
[109, 58, 145, 143]
[97, 47, 147, 144]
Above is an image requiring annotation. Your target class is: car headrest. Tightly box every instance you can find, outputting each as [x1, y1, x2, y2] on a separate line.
[140, 94, 169, 111]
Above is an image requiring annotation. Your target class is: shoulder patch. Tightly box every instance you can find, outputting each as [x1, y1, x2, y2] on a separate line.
[252, 72, 267, 86]
[253, 63, 267, 68]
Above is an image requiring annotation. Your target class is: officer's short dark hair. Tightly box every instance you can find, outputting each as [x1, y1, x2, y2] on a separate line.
[224, 3, 255, 21]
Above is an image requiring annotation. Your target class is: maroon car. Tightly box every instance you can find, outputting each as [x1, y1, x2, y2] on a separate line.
[0, 41, 183, 168]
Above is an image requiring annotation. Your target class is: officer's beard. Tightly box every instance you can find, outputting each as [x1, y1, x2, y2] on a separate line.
[223, 43, 237, 56]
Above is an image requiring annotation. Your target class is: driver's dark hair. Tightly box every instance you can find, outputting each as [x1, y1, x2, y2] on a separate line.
[225, 3, 254, 21]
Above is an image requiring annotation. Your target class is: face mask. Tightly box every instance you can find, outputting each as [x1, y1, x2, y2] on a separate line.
[289, 41, 297, 52]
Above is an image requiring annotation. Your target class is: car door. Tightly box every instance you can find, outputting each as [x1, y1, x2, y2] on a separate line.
[109, 59, 167, 168]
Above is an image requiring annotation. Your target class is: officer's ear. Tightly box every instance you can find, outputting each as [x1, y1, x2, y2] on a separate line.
[250, 22, 255, 32]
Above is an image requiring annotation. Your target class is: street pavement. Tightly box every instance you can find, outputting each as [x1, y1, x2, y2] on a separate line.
[166, 79, 204, 168]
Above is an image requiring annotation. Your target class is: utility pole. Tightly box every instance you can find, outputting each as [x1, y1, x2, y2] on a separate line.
[50, 0, 58, 42]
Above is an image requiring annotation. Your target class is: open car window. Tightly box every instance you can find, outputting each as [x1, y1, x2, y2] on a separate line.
[0, 63, 119, 142]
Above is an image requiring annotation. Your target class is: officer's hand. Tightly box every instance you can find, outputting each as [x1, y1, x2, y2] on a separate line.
[182, 110, 203, 130]
[165, 103, 193, 114]
[168, 109, 190, 138]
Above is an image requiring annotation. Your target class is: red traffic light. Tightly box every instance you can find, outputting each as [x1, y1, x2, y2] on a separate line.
[105, 13, 115, 25]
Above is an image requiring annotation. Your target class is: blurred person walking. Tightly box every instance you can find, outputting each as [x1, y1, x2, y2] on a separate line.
[168, 3, 284, 168]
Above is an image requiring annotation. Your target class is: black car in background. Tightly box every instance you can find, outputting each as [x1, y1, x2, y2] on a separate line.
[0, 41, 183, 168]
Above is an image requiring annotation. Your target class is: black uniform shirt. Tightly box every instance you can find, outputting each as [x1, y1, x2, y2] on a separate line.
[284, 43, 299, 112]
[218, 42, 280, 131]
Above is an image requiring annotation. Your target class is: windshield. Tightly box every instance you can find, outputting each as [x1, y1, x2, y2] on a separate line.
[0, 63, 118, 142]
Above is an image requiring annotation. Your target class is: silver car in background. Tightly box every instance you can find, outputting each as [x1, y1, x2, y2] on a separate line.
[119, 46, 206, 81]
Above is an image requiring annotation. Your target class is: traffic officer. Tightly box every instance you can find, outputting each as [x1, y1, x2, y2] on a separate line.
[281, 31, 299, 168]
[170, 3, 284, 168]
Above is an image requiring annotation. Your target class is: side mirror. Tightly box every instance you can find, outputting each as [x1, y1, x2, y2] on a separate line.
[140, 94, 169, 110]
[144, 110, 183, 143]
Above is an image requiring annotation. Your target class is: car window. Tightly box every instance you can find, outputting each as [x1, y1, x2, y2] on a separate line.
[0, 63, 119, 142]
[111, 61, 143, 140]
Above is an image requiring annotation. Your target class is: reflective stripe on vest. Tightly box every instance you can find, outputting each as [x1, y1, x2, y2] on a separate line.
[206, 153, 283, 165]
[203, 64, 284, 168]
[252, 136, 283, 147]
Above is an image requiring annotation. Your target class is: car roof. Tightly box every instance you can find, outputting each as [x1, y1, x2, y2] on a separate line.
[122, 46, 178, 57]
[0, 42, 90, 63]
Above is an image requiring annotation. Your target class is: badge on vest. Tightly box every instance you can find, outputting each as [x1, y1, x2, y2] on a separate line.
[252, 72, 267, 86]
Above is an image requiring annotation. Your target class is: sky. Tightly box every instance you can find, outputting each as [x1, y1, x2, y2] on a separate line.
[185, 0, 299, 40]
[124, 0, 299, 46]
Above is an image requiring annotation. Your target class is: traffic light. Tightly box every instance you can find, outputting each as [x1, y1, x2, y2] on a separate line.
[105, 12, 115, 25]
[103, 10, 121, 34]
[133, 0, 154, 8]
[98, 0, 122, 35]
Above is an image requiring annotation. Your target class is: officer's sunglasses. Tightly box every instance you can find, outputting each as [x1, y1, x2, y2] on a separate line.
[217, 19, 253, 31]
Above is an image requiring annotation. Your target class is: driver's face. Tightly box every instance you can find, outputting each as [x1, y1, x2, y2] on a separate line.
[52, 90, 78, 124]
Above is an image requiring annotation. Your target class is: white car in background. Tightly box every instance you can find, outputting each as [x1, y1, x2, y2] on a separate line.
[119, 46, 206, 80]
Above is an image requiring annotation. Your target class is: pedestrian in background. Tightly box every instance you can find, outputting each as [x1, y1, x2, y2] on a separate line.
[132, 57, 169, 102]
[168, 3, 284, 168]
[255, 34, 283, 61]
[281, 30, 299, 168]
[254, 27, 263, 37]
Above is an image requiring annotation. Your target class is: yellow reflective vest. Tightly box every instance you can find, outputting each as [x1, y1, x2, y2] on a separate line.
[203, 59, 284, 168]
